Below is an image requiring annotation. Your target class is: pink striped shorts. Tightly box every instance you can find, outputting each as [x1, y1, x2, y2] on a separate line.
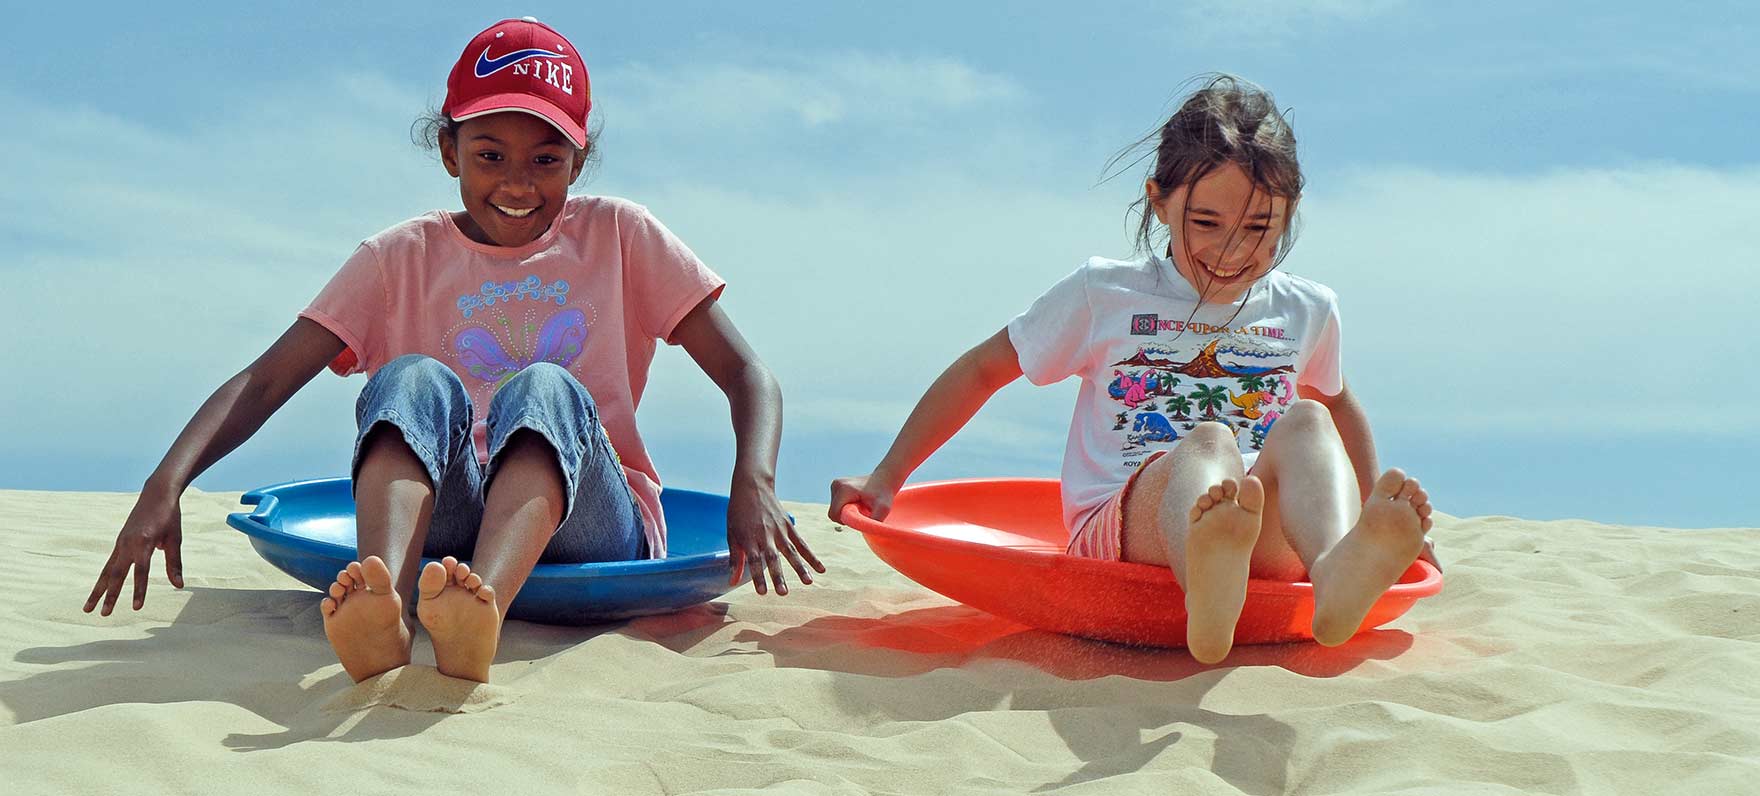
[1066, 450, 1169, 561]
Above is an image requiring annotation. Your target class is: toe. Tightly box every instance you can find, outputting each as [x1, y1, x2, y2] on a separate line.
[418, 560, 448, 600]
[475, 583, 497, 604]
[320, 597, 338, 616]
[1237, 475, 1266, 514]
[361, 556, 395, 595]
[1371, 469, 1407, 501]
[453, 561, 473, 586]
[1397, 478, 1421, 502]
[328, 581, 348, 601]
[462, 572, 483, 591]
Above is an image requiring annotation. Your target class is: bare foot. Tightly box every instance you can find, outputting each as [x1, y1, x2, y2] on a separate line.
[320, 556, 412, 682]
[1181, 476, 1265, 664]
[1309, 468, 1432, 646]
[417, 556, 500, 683]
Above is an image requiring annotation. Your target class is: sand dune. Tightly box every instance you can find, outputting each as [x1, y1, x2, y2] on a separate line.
[2, 488, 1756, 794]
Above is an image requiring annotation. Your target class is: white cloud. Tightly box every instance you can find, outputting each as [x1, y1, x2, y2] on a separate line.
[1297, 163, 1760, 434]
[5, 60, 1755, 498]
[627, 161, 1760, 459]
[598, 53, 1025, 132]
[1177, 0, 1406, 43]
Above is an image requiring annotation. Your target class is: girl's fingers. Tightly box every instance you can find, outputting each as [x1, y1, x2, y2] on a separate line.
[132, 555, 151, 609]
[781, 524, 823, 580]
[791, 525, 826, 573]
[85, 550, 121, 612]
[762, 545, 788, 596]
[84, 568, 111, 612]
[746, 549, 770, 595]
[773, 524, 812, 584]
[164, 540, 184, 589]
[100, 559, 127, 615]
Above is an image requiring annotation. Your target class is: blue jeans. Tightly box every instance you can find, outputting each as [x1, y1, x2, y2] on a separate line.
[352, 355, 646, 563]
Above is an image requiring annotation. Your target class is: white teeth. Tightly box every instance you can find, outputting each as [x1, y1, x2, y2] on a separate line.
[494, 205, 535, 218]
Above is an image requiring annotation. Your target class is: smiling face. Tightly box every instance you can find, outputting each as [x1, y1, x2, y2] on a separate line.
[439, 112, 587, 247]
[1149, 163, 1296, 304]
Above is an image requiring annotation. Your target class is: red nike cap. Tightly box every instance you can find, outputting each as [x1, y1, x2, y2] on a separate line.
[442, 17, 591, 148]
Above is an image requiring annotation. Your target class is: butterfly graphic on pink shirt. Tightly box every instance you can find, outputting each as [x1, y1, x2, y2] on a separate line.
[454, 308, 588, 387]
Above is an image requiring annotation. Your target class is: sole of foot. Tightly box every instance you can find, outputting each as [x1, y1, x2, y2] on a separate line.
[1182, 476, 1266, 665]
[1310, 468, 1431, 646]
[416, 556, 501, 684]
[320, 556, 413, 683]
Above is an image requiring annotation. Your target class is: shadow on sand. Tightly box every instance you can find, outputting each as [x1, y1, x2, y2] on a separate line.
[726, 604, 1415, 794]
[4, 585, 616, 751]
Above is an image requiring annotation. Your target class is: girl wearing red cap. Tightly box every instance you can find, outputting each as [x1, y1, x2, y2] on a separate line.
[85, 18, 822, 684]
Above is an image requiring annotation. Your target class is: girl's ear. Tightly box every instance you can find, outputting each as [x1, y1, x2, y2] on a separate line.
[1146, 179, 1173, 226]
[439, 130, 462, 178]
[568, 147, 588, 185]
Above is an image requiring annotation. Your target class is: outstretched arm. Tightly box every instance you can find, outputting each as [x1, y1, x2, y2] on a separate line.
[85, 318, 345, 615]
[671, 296, 824, 596]
[829, 327, 1024, 521]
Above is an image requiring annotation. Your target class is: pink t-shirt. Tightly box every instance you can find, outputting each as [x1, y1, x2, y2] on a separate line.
[300, 195, 725, 559]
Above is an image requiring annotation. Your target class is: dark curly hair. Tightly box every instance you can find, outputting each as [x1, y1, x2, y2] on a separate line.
[1106, 74, 1304, 298]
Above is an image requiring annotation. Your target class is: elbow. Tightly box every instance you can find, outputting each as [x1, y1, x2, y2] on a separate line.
[729, 357, 781, 404]
[961, 332, 1023, 393]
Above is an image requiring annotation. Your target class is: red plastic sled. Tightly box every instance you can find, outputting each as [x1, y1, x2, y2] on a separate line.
[839, 478, 1442, 648]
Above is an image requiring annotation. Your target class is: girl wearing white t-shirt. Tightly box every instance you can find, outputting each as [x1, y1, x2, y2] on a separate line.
[831, 75, 1435, 664]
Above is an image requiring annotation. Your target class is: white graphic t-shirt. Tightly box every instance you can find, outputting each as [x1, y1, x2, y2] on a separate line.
[1007, 255, 1343, 536]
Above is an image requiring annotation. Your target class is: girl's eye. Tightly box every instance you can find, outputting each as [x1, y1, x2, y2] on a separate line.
[1190, 219, 1219, 228]
[476, 151, 503, 162]
[535, 155, 559, 166]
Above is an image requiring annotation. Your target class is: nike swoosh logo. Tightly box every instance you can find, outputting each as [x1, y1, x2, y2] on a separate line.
[474, 45, 565, 78]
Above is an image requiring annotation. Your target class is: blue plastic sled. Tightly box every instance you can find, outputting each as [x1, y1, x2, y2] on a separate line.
[227, 477, 743, 624]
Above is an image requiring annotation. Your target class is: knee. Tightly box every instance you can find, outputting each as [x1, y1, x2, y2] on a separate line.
[1274, 399, 1335, 433]
[494, 363, 592, 414]
[373, 355, 463, 395]
[361, 355, 468, 417]
[1185, 421, 1238, 449]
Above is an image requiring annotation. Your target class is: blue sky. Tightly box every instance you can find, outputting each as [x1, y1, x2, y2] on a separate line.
[4, 1, 1757, 528]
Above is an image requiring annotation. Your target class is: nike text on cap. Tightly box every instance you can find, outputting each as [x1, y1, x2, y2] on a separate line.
[443, 17, 591, 148]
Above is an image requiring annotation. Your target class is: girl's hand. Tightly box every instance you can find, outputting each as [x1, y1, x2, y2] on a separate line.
[829, 474, 899, 523]
[85, 489, 185, 615]
[727, 479, 824, 596]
